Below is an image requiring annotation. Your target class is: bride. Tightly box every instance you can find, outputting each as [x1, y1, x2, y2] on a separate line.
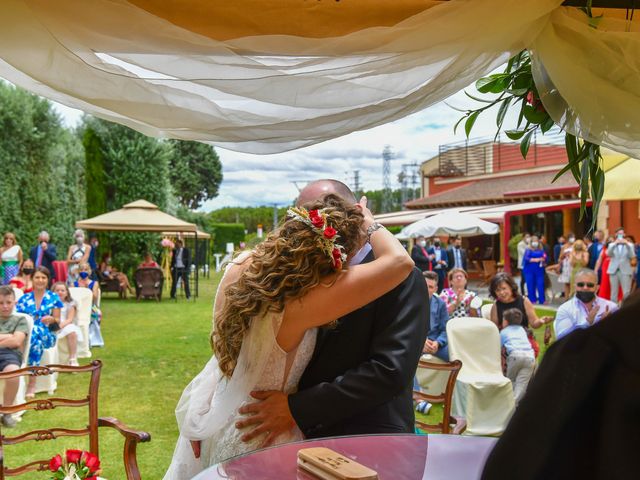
[164, 194, 414, 479]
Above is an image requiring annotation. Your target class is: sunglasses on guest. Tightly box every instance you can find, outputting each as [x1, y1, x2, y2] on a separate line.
[576, 282, 596, 288]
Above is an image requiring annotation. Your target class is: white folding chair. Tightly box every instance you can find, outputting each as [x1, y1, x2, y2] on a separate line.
[0, 313, 33, 419]
[67, 287, 93, 359]
[447, 317, 515, 436]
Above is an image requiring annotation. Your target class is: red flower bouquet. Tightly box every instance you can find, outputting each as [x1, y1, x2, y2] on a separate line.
[49, 450, 102, 479]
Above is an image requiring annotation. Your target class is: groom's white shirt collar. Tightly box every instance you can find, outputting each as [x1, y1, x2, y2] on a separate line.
[349, 243, 372, 266]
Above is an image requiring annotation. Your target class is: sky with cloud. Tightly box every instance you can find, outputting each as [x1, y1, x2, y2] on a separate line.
[53, 85, 517, 212]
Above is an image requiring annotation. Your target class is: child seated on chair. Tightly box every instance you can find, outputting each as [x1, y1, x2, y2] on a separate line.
[500, 308, 535, 405]
[0, 285, 29, 427]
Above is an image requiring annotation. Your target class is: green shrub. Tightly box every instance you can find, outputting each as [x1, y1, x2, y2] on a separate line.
[508, 233, 524, 260]
[210, 223, 245, 253]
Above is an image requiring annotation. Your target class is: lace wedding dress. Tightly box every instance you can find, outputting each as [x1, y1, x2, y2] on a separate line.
[164, 257, 317, 480]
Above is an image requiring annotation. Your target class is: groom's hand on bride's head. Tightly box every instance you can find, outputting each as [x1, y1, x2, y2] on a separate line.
[236, 390, 296, 447]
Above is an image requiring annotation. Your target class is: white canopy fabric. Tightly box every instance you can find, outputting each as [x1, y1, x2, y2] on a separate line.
[396, 211, 500, 239]
[1, 1, 639, 156]
[76, 200, 198, 233]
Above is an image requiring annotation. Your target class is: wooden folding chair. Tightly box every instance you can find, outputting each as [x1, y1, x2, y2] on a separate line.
[0, 360, 150, 479]
[413, 359, 466, 434]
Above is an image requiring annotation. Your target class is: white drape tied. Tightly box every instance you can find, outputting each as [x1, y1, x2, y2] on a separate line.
[1, 0, 639, 156]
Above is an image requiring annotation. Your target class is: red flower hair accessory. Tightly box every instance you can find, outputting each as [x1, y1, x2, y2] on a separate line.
[287, 206, 347, 269]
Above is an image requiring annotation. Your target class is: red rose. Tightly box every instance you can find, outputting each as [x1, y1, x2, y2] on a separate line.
[82, 451, 101, 473]
[87, 477, 98, 480]
[66, 449, 83, 464]
[49, 454, 62, 472]
[323, 227, 337, 239]
[308, 209, 320, 219]
[311, 216, 324, 229]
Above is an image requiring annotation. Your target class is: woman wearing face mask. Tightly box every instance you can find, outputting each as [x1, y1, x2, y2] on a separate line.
[557, 233, 575, 299]
[66, 229, 92, 286]
[74, 263, 104, 347]
[569, 240, 589, 296]
[9, 258, 35, 293]
[522, 235, 547, 305]
[99, 253, 133, 298]
[410, 236, 432, 272]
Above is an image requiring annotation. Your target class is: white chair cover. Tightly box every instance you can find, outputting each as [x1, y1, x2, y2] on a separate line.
[447, 317, 515, 436]
[0, 313, 32, 419]
[415, 354, 449, 397]
[480, 303, 493, 321]
[69, 287, 93, 359]
[12, 288, 23, 302]
[35, 345, 58, 395]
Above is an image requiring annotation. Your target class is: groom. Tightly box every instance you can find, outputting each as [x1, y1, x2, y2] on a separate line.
[236, 179, 429, 444]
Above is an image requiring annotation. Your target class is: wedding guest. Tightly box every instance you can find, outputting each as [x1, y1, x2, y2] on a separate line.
[516, 232, 531, 295]
[500, 308, 535, 405]
[9, 259, 35, 293]
[99, 253, 133, 298]
[138, 252, 160, 269]
[51, 282, 82, 366]
[428, 238, 448, 292]
[588, 230, 604, 272]
[552, 235, 565, 264]
[446, 235, 467, 272]
[0, 285, 29, 427]
[87, 234, 99, 276]
[74, 263, 103, 348]
[569, 239, 589, 296]
[170, 239, 191, 300]
[606, 227, 636, 303]
[554, 268, 617, 340]
[522, 235, 547, 305]
[15, 266, 61, 398]
[557, 233, 575, 299]
[29, 231, 57, 283]
[66, 229, 91, 286]
[489, 272, 553, 330]
[410, 236, 432, 272]
[423, 271, 449, 361]
[440, 268, 480, 318]
[0, 233, 23, 286]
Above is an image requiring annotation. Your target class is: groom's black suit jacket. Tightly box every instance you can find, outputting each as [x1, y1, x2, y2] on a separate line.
[288, 251, 430, 438]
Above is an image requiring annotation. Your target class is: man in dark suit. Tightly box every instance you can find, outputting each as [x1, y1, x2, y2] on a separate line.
[170, 239, 191, 300]
[482, 292, 640, 480]
[236, 179, 429, 442]
[411, 235, 432, 272]
[428, 239, 448, 292]
[29, 231, 57, 282]
[446, 235, 467, 272]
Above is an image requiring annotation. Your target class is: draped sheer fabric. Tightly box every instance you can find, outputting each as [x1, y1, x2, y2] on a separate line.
[1, 0, 639, 155]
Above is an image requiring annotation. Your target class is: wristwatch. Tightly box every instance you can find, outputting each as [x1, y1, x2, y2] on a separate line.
[366, 222, 385, 243]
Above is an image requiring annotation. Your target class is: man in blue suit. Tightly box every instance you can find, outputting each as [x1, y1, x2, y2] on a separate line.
[423, 271, 450, 361]
[427, 238, 448, 292]
[29, 231, 57, 282]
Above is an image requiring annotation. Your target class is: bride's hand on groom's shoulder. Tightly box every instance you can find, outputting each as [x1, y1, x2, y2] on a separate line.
[236, 390, 296, 447]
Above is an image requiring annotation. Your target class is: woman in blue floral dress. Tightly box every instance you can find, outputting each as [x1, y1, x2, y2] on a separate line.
[16, 266, 61, 397]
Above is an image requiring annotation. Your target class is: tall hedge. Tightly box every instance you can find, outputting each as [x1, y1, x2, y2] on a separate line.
[210, 223, 245, 253]
[0, 82, 85, 250]
[79, 117, 171, 273]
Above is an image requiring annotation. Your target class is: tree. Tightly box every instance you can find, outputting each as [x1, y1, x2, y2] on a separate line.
[167, 140, 223, 210]
[0, 82, 85, 248]
[79, 117, 172, 273]
[83, 125, 107, 218]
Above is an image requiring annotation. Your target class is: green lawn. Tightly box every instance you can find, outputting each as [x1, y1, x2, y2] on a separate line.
[5, 276, 559, 478]
[6, 273, 223, 479]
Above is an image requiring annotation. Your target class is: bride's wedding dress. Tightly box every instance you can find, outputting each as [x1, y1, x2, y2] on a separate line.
[163, 299, 317, 479]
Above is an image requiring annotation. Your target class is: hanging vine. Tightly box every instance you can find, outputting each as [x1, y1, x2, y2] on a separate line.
[454, 2, 605, 231]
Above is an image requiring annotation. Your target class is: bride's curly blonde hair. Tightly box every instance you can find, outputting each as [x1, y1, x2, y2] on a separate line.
[212, 194, 365, 378]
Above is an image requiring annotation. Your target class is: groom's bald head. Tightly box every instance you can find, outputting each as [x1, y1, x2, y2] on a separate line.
[296, 179, 357, 207]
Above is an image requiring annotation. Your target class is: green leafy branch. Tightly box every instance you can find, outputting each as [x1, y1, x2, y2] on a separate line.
[453, 48, 604, 231]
